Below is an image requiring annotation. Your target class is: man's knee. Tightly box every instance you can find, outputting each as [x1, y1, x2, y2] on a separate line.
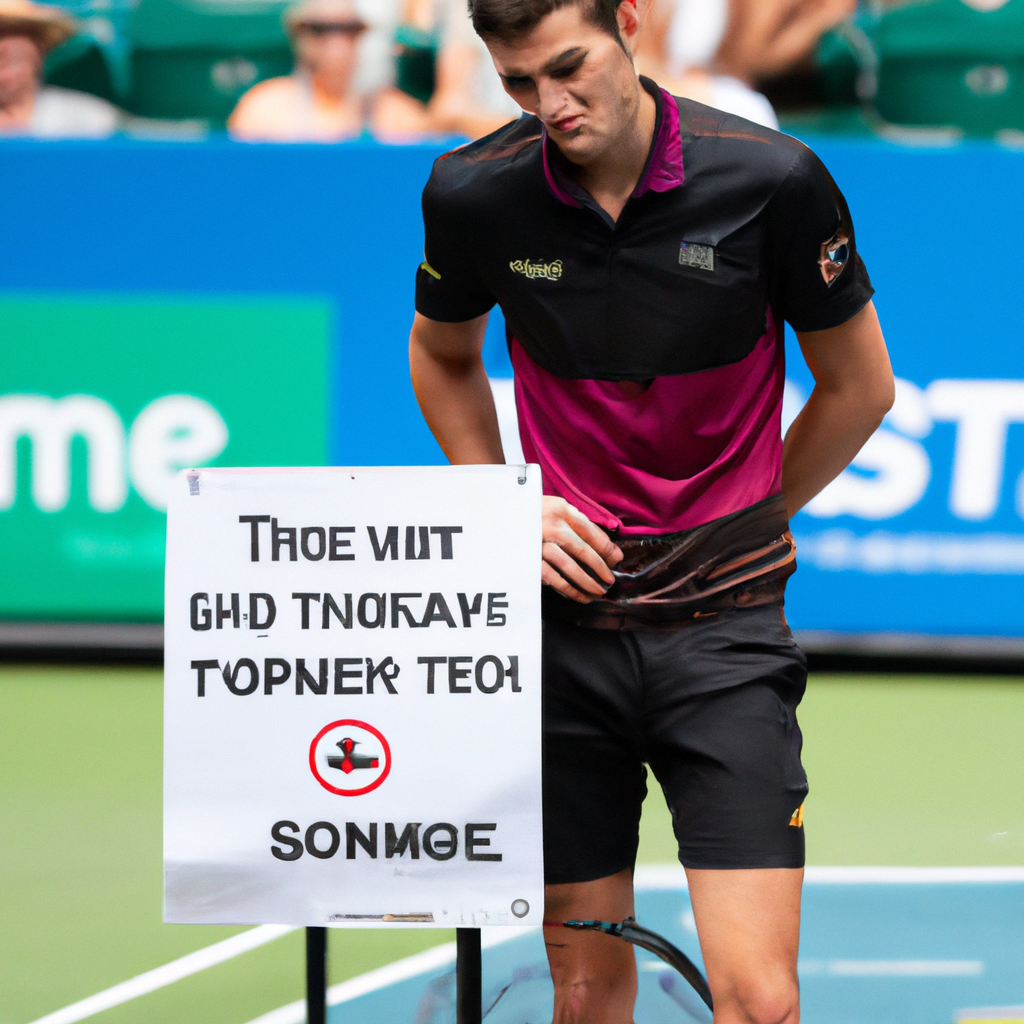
[717, 977, 799, 1024]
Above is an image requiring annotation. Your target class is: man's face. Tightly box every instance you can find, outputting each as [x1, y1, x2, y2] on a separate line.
[0, 34, 43, 105]
[484, 1, 641, 166]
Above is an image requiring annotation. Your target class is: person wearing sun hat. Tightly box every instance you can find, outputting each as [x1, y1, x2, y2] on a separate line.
[228, 0, 371, 142]
[0, 0, 120, 136]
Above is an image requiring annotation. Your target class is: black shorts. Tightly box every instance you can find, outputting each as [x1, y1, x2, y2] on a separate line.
[542, 604, 809, 884]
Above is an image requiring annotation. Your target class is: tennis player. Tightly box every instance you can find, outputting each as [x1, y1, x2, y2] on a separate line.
[409, 0, 894, 1019]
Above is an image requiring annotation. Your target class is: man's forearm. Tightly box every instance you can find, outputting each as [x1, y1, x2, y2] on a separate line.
[409, 321, 505, 465]
[781, 389, 885, 517]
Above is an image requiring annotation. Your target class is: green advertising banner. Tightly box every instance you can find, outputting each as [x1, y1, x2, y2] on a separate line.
[0, 296, 329, 621]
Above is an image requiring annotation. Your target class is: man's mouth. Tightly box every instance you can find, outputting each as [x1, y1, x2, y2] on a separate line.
[551, 116, 582, 133]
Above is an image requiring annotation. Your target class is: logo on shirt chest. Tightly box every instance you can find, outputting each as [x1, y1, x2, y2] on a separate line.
[678, 241, 715, 272]
[510, 259, 563, 282]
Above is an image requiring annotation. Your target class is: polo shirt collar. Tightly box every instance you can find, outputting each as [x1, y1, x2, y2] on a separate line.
[541, 76, 685, 210]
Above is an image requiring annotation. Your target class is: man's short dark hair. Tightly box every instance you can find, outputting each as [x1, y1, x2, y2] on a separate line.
[468, 0, 622, 43]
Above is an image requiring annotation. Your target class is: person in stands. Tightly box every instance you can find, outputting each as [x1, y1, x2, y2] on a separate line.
[635, 0, 854, 129]
[371, 0, 521, 142]
[228, 0, 368, 143]
[0, 0, 119, 137]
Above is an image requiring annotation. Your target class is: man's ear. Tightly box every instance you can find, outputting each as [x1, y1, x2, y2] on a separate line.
[616, 0, 641, 54]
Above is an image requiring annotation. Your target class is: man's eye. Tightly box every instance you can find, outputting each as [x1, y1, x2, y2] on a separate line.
[502, 76, 532, 90]
[551, 60, 583, 80]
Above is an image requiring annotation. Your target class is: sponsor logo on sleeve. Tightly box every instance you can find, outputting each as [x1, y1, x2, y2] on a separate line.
[819, 234, 849, 286]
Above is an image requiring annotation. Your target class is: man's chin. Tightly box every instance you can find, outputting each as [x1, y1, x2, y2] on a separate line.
[551, 130, 602, 166]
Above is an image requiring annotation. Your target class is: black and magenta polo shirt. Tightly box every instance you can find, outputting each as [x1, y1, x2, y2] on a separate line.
[414, 77, 874, 538]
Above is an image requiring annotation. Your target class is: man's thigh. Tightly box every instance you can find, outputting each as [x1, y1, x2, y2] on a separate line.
[643, 606, 809, 870]
[542, 620, 647, 885]
[686, 867, 802, 1023]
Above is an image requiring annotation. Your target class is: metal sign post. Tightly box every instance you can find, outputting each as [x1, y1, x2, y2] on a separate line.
[306, 927, 327, 1024]
[456, 927, 482, 1024]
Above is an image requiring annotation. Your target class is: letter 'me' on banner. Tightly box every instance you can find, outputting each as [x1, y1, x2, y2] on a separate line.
[164, 466, 543, 928]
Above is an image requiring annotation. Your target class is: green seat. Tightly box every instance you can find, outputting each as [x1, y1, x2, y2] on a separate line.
[126, 0, 293, 124]
[874, 0, 1024, 136]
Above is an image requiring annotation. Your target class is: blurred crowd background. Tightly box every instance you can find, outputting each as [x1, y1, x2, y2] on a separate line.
[0, 0, 1021, 143]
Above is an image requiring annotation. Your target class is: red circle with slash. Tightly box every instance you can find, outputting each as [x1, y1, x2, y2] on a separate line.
[309, 719, 392, 796]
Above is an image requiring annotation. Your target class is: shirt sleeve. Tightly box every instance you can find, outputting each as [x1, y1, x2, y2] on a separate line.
[414, 164, 496, 323]
[766, 143, 874, 333]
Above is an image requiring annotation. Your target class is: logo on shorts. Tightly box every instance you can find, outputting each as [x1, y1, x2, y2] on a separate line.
[819, 233, 849, 286]
[510, 259, 563, 281]
[679, 241, 715, 272]
[309, 719, 392, 796]
[789, 804, 804, 827]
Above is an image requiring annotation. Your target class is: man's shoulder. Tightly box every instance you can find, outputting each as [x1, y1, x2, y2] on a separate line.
[674, 96, 812, 189]
[424, 115, 544, 212]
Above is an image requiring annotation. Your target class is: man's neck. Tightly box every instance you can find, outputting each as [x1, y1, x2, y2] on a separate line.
[571, 80, 657, 224]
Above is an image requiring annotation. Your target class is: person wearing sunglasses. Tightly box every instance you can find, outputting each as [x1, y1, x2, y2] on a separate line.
[228, 0, 369, 142]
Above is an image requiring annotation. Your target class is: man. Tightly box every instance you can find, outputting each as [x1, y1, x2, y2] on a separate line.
[408, 0, 894, 1019]
[228, 0, 367, 142]
[0, 0, 119, 137]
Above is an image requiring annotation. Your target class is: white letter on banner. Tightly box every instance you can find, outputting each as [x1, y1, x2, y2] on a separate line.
[0, 394, 127, 512]
[927, 379, 1024, 521]
[129, 395, 228, 511]
[803, 378, 932, 520]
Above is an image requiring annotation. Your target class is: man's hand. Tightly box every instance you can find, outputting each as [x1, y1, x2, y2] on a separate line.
[542, 496, 623, 603]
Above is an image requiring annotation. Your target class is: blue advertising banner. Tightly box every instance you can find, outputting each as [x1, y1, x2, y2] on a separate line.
[0, 137, 1020, 636]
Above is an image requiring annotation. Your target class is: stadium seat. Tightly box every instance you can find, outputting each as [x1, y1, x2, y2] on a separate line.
[125, 0, 292, 124]
[874, 0, 1024, 136]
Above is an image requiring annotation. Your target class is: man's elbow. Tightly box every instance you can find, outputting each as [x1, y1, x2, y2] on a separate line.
[865, 370, 896, 431]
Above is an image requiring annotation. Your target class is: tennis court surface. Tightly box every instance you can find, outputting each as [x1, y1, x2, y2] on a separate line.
[237, 869, 1024, 1024]
[4, 667, 1024, 1024]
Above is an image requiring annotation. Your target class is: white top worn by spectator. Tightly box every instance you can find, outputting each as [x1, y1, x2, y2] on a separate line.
[438, 0, 520, 123]
[27, 84, 119, 136]
[663, 0, 778, 128]
[0, 0, 120, 137]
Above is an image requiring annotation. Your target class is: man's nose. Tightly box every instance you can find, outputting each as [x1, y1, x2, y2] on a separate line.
[535, 78, 567, 121]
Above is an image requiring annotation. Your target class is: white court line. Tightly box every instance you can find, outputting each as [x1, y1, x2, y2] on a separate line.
[642, 958, 986, 978]
[28, 924, 297, 1024]
[634, 864, 1024, 890]
[958, 1005, 1024, 1021]
[243, 927, 539, 1024]
[800, 959, 984, 977]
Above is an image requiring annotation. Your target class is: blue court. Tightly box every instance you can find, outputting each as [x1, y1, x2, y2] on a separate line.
[322, 872, 1024, 1024]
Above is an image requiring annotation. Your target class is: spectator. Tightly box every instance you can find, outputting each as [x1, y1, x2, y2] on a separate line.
[635, 0, 778, 127]
[229, 0, 369, 143]
[637, 0, 853, 128]
[371, 0, 520, 142]
[716, 0, 855, 84]
[0, 0, 119, 137]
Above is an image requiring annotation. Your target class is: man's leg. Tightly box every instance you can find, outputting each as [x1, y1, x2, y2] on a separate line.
[544, 868, 637, 1024]
[686, 867, 803, 1024]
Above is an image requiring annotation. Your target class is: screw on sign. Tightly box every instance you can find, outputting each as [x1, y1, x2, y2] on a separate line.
[309, 720, 392, 796]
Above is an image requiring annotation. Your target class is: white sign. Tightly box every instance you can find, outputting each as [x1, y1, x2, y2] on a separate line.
[164, 465, 543, 929]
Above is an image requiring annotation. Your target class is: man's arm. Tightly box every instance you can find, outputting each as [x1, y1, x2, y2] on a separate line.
[409, 311, 621, 601]
[409, 311, 504, 464]
[783, 300, 895, 517]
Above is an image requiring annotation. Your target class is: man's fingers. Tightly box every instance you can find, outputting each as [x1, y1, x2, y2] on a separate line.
[542, 543, 607, 598]
[544, 521, 616, 585]
[541, 561, 594, 604]
[561, 506, 624, 568]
